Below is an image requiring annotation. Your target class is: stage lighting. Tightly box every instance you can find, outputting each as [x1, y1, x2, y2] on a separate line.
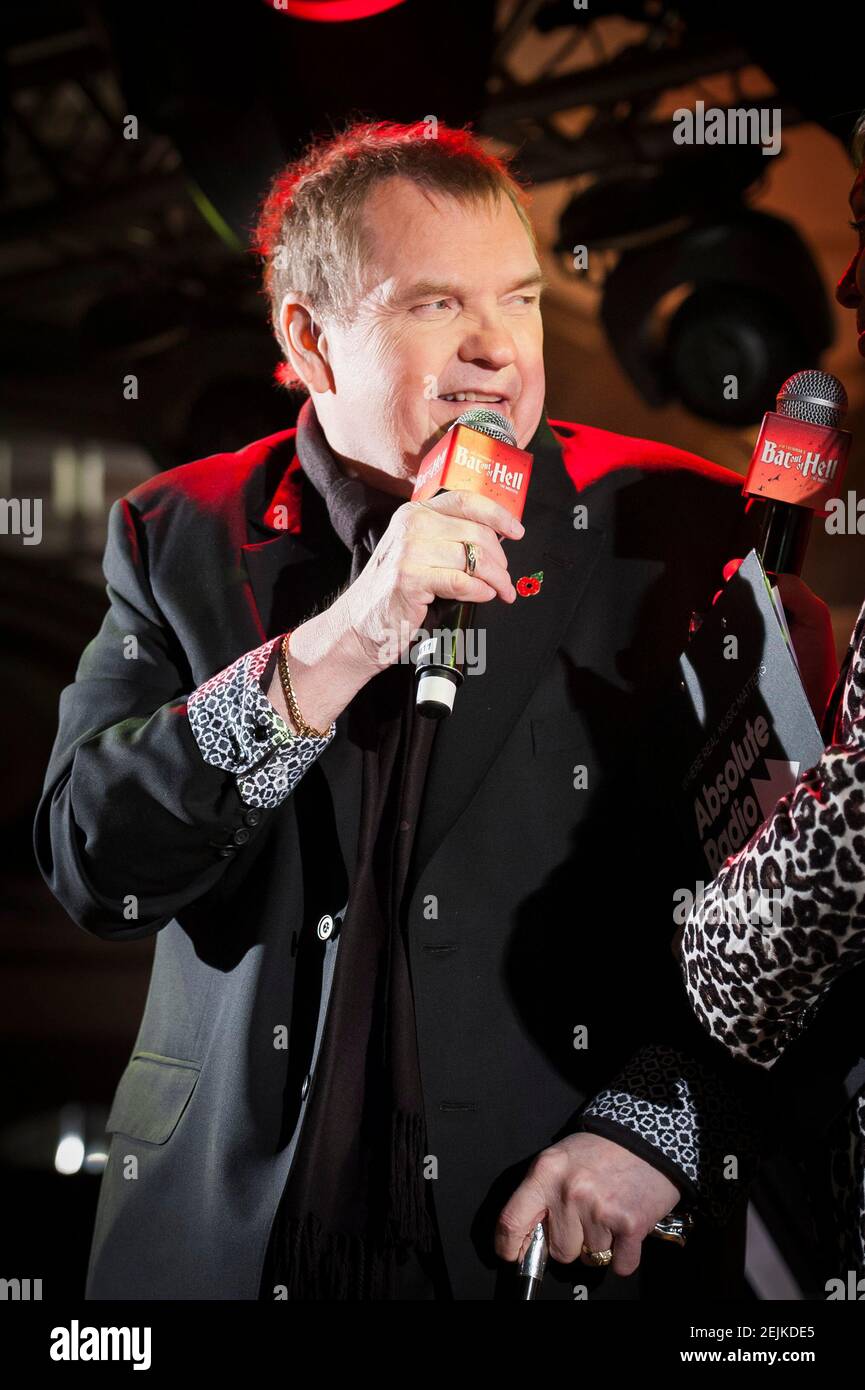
[561, 204, 833, 426]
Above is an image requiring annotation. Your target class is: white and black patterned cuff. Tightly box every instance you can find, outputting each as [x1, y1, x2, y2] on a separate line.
[187, 635, 336, 809]
[578, 1043, 759, 1224]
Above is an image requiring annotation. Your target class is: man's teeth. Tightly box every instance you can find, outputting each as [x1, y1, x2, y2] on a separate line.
[439, 393, 504, 402]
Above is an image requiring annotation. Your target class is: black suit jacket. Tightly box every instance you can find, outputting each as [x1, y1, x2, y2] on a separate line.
[33, 407, 766, 1300]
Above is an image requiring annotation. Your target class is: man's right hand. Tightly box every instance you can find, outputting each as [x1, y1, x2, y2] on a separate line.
[336, 490, 525, 674]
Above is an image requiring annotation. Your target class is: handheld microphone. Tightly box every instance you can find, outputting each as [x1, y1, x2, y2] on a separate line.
[517, 1221, 547, 1300]
[411, 406, 532, 719]
[743, 369, 851, 577]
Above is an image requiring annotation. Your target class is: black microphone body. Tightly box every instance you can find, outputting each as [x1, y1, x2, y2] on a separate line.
[411, 406, 531, 719]
[744, 369, 851, 578]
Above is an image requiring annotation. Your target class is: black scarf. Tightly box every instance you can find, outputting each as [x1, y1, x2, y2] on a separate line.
[261, 398, 443, 1299]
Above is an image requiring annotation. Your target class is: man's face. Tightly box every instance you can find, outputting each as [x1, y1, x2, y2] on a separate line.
[311, 175, 546, 489]
[836, 167, 865, 358]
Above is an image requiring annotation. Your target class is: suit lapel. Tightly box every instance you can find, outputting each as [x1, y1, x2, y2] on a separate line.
[405, 415, 605, 901]
[241, 451, 364, 885]
[240, 445, 346, 642]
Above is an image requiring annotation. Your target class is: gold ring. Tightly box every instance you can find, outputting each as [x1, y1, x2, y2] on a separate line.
[581, 1245, 613, 1267]
[463, 540, 477, 576]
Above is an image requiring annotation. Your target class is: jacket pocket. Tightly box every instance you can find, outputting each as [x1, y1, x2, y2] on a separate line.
[105, 1051, 202, 1145]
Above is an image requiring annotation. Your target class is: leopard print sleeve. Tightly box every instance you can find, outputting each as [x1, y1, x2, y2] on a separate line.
[681, 597, 865, 1068]
[187, 634, 336, 809]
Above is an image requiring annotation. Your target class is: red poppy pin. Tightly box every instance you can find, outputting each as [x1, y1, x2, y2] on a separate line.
[516, 570, 544, 597]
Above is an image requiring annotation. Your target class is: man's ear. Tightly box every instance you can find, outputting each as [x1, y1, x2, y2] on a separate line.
[279, 295, 333, 393]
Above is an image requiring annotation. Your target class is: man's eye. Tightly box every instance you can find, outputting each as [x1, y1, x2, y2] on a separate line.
[501, 294, 539, 310]
[413, 299, 454, 314]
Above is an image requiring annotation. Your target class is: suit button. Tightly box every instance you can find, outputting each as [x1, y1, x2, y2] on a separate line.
[317, 914, 335, 940]
[243, 808, 262, 826]
[232, 827, 251, 845]
[301, 1073, 311, 1100]
[216, 846, 235, 858]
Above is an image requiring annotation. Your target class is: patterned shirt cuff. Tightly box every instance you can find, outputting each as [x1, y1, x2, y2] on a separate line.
[578, 1043, 759, 1225]
[187, 635, 336, 809]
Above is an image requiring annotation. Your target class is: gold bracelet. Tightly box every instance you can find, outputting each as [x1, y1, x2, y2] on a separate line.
[277, 631, 330, 739]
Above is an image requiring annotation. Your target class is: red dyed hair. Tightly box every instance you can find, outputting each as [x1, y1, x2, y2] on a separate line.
[249, 119, 535, 391]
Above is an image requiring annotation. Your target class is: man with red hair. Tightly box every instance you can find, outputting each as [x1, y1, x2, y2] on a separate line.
[34, 119, 832, 1300]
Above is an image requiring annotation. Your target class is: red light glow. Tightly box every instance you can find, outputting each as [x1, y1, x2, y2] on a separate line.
[266, 0, 407, 21]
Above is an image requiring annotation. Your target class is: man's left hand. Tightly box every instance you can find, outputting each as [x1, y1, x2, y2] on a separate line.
[495, 1131, 682, 1277]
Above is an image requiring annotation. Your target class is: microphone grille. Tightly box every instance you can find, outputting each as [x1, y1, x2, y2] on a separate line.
[776, 370, 848, 428]
[454, 405, 518, 447]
